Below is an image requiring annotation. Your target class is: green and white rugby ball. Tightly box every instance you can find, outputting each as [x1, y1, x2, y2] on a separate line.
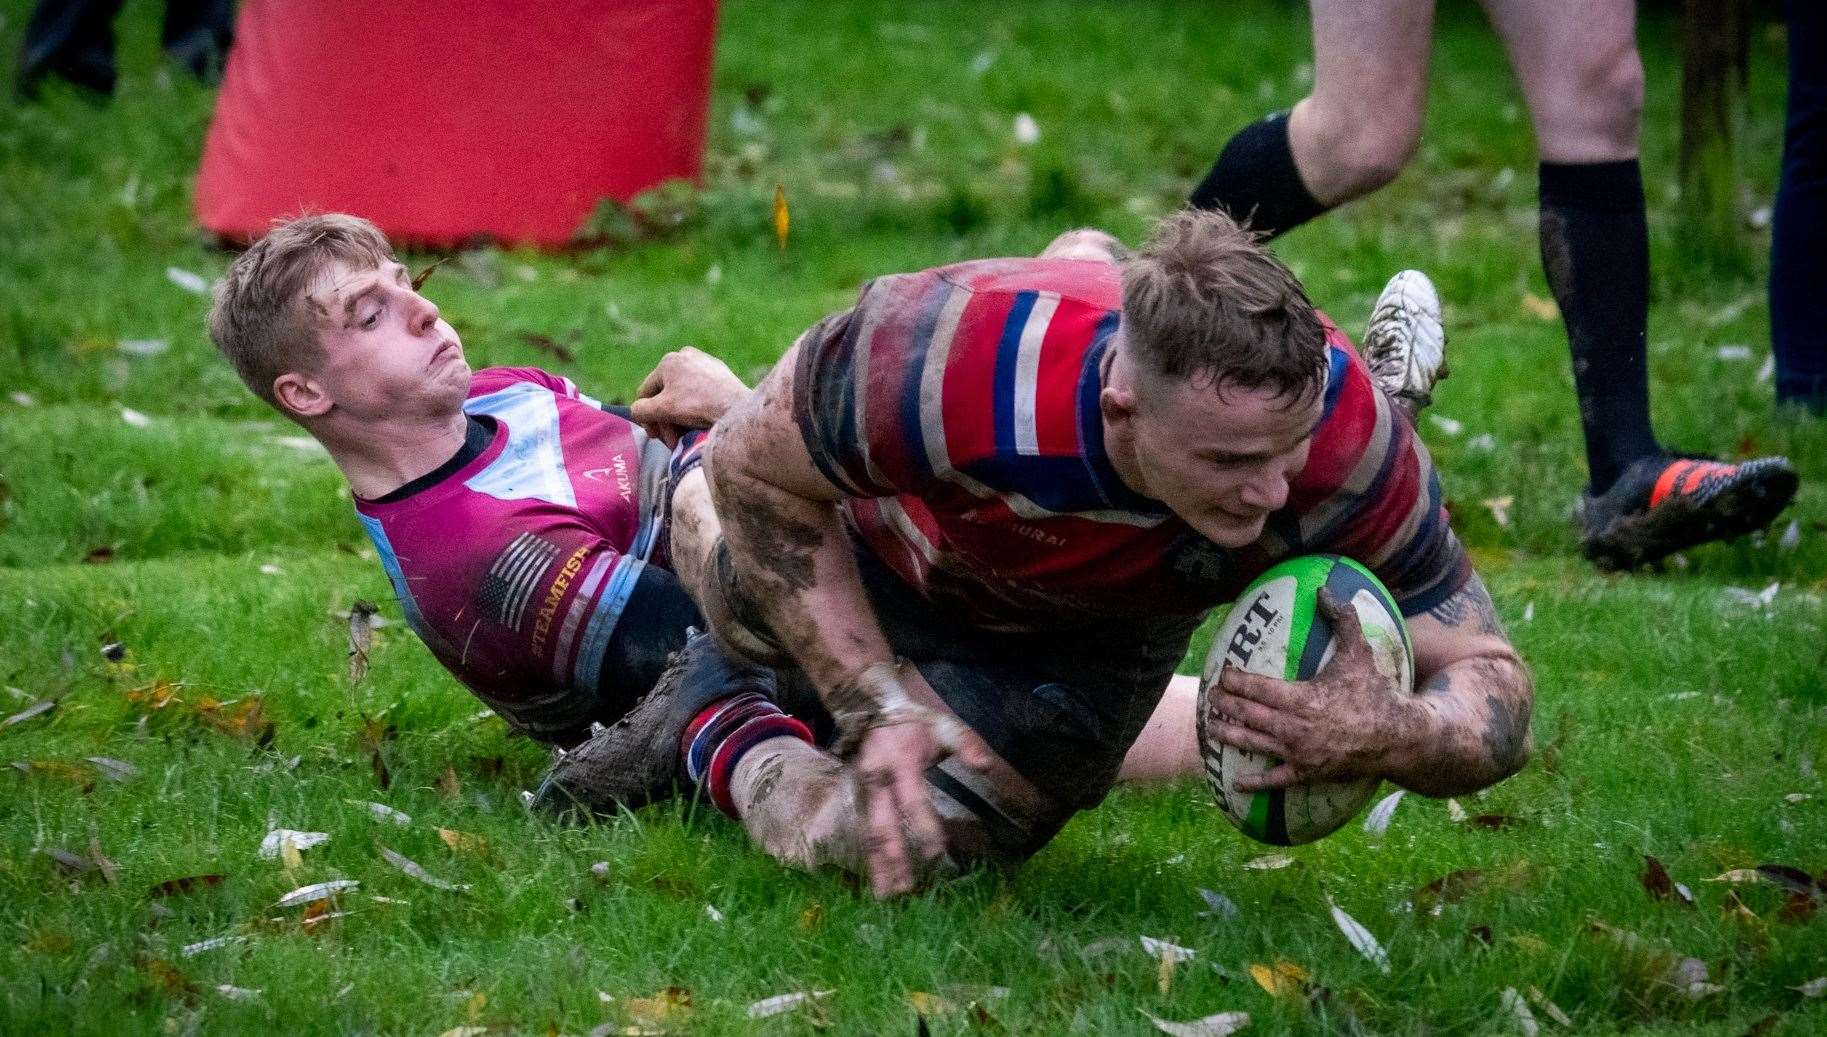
[1198, 554, 1414, 846]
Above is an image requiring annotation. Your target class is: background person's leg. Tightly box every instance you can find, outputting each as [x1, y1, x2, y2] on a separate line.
[1772, 0, 1827, 415]
[1189, 0, 1435, 237]
[1481, 0, 1657, 495]
[16, 0, 123, 97]
[161, 0, 234, 83]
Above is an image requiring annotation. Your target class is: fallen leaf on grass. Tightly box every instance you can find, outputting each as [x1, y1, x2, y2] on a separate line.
[1247, 960, 1309, 998]
[38, 846, 93, 876]
[12, 759, 96, 792]
[380, 847, 470, 892]
[1640, 855, 1694, 906]
[258, 830, 329, 860]
[1500, 988, 1538, 1036]
[353, 800, 412, 826]
[1142, 1009, 1250, 1036]
[1428, 414, 1464, 436]
[85, 756, 138, 782]
[3, 698, 56, 727]
[141, 956, 196, 999]
[1447, 799, 1468, 823]
[746, 990, 831, 1019]
[150, 874, 225, 898]
[1140, 936, 1195, 962]
[772, 185, 790, 250]
[195, 696, 273, 745]
[1328, 899, 1391, 973]
[1482, 496, 1515, 529]
[1080, 935, 1134, 962]
[941, 985, 1008, 1004]
[119, 338, 170, 357]
[275, 879, 359, 908]
[625, 986, 692, 1028]
[1197, 888, 1240, 919]
[437, 829, 489, 856]
[1412, 868, 1487, 914]
[1794, 977, 1827, 998]
[347, 600, 378, 684]
[438, 765, 462, 798]
[1363, 790, 1404, 835]
[1159, 946, 1177, 994]
[165, 266, 210, 295]
[798, 903, 823, 931]
[704, 904, 724, 923]
[120, 408, 151, 428]
[1671, 957, 1725, 999]
[180, 935, 247, 958]
[215, 984, 262, 1002]
[1527, 986, 1572, 1026]
[1242, 854, 1293, 871]
[1753, 864, 1824, 899]
[1521, 293, 1559, 321]
[410, 256, 453, 291]
[908, 991, 954, 1016]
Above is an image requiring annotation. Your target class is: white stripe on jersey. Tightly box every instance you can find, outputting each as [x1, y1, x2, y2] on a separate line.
[919, 286, 973, 480]
[1012, 292, 1060, 456]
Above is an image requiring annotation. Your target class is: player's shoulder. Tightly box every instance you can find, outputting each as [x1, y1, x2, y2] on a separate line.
[1296, 320, 1395, 490]
[932, 256, 1123, 310]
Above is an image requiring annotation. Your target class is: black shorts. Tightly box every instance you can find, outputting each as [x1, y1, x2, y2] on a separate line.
[711, 538, 1201, 861]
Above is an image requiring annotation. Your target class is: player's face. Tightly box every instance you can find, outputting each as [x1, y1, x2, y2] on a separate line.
[1131, 375, 1319, 548]
[305, 259, 469, 421]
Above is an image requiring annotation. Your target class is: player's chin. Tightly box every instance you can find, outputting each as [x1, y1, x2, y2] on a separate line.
[1196, 512, 1268, 548]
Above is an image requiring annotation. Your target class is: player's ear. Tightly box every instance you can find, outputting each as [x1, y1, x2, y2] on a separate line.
[1099, 382, 1137, 429]
[273, 370, 333, 420]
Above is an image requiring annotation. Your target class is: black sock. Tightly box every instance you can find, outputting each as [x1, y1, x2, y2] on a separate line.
[1538, 160, 1661, 496]
[1188, 112, 1329, 239]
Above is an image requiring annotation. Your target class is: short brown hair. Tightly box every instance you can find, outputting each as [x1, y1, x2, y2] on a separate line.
[208, 213, 395, 409]
[1121, 208, 1326, 402]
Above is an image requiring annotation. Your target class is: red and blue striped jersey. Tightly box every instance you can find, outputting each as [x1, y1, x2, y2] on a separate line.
[792, 257, 1470, 631]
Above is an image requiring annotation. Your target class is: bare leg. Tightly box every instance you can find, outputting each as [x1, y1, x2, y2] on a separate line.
[1286, 0, 1437, 206]
[1478, 0, 1641, 164]
[1117, 673, 1203, 783]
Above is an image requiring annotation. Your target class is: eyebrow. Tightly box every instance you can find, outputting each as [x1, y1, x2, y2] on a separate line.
[337, 264, 408, 325]
[340, 283, 386, 324]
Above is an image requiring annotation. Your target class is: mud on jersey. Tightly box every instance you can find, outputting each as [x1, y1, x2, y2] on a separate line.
[792, 257, 1471, 631]
[353, 367, 672, 738]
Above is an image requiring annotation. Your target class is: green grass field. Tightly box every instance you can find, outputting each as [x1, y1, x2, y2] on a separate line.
[3, 1, 1824, 1033]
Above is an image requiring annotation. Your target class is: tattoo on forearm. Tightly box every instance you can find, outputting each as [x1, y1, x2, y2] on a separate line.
[1415, 656, 1532, 793]
[1426, 575, 1505, 636]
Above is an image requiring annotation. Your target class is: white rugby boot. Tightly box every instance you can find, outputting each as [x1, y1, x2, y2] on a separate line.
[1361, 269, 1447, 417]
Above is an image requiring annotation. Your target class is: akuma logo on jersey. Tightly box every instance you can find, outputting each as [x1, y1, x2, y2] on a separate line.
[580, 452, 634, 502]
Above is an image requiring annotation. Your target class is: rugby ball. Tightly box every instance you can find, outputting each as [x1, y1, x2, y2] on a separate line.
[1198, 555, 1414, 846]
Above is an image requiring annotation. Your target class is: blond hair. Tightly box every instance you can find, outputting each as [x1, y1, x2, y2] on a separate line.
[208, 213, 395, 409]
[1121, 208, 1326, 402]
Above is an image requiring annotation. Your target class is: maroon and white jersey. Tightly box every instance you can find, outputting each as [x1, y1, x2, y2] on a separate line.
[354, 367, 671, 733]
[793, 257, 1470, 631]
